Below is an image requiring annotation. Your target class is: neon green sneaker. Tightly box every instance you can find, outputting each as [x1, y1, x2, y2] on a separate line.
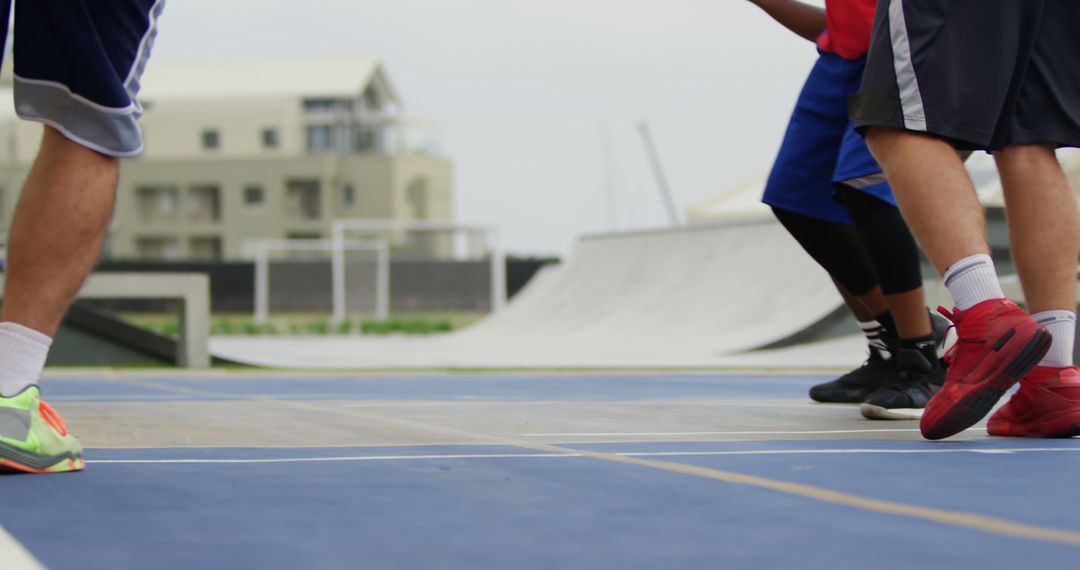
[0, 386, 84, 473]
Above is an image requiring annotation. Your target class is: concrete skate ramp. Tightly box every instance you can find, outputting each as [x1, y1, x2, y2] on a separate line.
[211, 218, 846, 368]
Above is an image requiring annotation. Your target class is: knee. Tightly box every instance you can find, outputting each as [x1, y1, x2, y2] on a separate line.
[41, 126, 120, 168]
[835, 186, 896, 215]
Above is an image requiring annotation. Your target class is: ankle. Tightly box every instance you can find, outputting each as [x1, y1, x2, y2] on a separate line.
[900, 335, 940, 369]
[0, 322, 52, 397]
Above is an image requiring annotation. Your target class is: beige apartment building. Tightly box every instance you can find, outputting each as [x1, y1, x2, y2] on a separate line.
[0, 57, 453, 260]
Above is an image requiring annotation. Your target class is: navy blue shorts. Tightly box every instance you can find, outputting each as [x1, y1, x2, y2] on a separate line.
[0, 0, 165, 157]
[762, 50, 896, 225]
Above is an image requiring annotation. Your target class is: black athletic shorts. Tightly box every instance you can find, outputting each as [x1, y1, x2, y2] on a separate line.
[0, 0, 165, 157]
[850, 0, 1080, 150]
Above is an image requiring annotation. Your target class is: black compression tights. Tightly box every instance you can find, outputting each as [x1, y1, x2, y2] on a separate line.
[834, 187, 923, 295]
[771, 206, 878, 296]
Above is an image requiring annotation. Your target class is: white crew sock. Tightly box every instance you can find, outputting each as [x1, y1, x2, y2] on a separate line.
[0, 322, 52, 397]
[859, 319, 891, 359]
[1033, 311, 1076, 368]
[943, 253, 1005, 311]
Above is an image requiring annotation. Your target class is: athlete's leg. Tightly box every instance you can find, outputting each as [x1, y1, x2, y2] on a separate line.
[0, 0, 164, 473]
[865, 127, 1051, 438]
[994, 144, 1079, 315]
[763, 50, 905, 404]
[833, 276, 876, 323]
[983, 144, 1080, 437]
[831, 276, 895, 354]
[770, 206, 887, 315]
[852, 1, 1064, 438]
[834, 181, 945, 419]
[2, 127, 118, 337]
[863, 129, 989, 274]
[833, 188, 928, 335]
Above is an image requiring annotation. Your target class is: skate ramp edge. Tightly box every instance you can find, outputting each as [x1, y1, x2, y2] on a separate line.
[211, 218, 848, 368]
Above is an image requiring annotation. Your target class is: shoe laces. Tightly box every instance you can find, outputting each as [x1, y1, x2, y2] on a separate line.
[38, 400, 69, 437]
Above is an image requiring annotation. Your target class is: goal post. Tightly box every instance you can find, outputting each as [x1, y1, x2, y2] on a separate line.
[330, 219, 506, 319]
[252, 238, 389, 325]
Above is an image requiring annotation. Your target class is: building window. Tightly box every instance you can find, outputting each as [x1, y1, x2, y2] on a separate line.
[135, 185, 180, 222]
[135, 236, 180, 261]
[261, 128, 280, 149]
[352, 124, 379, 152]
[188, 184, 222, 222]
[306, 125, 333, 153]
[201, 129, 220, 150]
[341, 183, 355, 207]
[286, 231, 322, 241]
[189, 236, 223, 260]
[302, 98, 353, 114]
[285, 179, 321, 220]
[244, 185, 265, 208]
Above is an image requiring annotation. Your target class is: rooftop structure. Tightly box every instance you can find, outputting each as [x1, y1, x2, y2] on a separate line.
[0, 57, 453, 261]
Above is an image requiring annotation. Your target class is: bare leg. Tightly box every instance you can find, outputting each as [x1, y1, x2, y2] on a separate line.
[994, 144, 1080, 314]
[2, 127, 118, 336]
[864, 128, 990, 275]
[887, 288, 932, 339]
[832, 276, 889, 320]
[832, 277, 876, 322]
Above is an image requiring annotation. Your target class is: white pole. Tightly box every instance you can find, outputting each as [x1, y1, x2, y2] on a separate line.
[489, 226, 507, 312]
[375, 242, 390, 320]
[602, 126, 618, 231]
[253, 245, 269, 325]
[330, 224, 346, 326]
[638, 121, 681, 227]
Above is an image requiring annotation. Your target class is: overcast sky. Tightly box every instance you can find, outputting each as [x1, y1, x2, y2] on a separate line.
[149, 0, 827, 256]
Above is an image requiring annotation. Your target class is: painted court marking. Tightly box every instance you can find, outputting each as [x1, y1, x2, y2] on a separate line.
[521, 428, 936, 437]
[89, 446, 1080, 464]
[343, 400, 833, 410]
[523, 441, 1080, 549]
[82, 374, 1080, 548]
[0, 526, 46, 570]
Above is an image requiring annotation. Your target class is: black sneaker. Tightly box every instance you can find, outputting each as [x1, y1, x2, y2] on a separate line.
[859, 347, 944, 420]
[929, 309, 952, 353]
[810, 345, 895, 403]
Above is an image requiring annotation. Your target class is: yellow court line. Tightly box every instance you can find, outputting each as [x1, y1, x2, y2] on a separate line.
[95, 373, 1080, 548]
[524, 441, 1080, 548]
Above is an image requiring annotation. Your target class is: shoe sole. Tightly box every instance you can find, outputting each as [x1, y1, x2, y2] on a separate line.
[810, 392, 874, 404]
[859, 404, 923, 421]
[0, 441, 84, 474]
[922, 328, 1052, 441]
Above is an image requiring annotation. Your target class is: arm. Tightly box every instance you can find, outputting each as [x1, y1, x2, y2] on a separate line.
[747, 0, 827, 43]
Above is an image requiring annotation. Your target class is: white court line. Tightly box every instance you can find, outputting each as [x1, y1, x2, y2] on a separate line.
[49, 394, 225, 402]
[92, 452, 572, 464]
[55, 396, 846, 411]
[339, 400, 836, 410]
[0, 526, 47, 570]
[88, 446, 1080, 465]
[521, 428, 939, 437]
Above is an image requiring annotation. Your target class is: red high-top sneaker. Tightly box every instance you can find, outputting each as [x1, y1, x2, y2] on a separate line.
[988, 366, 1080, 438]
[920, 299, 1051, 440]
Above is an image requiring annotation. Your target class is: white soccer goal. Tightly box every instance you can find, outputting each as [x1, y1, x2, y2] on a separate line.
[251, 238, 389, 325]
[330, 219, 506, 323]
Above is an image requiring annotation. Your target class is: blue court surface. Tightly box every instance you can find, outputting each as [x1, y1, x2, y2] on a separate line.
[2, 371, 1079, 569]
